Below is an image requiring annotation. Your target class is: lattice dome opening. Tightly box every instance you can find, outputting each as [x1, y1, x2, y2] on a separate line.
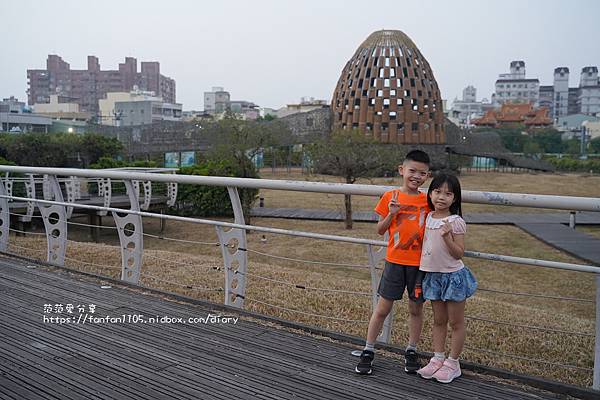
[331, 30, 445, 144]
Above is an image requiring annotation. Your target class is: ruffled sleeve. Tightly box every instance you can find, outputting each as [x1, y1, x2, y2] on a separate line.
[452, 216, 467, 234]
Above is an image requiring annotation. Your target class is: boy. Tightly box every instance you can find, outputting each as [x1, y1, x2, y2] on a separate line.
[355, 149, 430, 375]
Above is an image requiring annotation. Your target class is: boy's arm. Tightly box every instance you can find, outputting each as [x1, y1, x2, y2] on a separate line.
[377, 213, 394, 235]
[376, 191, 400, 235]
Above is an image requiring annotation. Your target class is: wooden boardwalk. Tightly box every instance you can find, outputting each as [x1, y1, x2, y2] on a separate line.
[0, 257, 574, 400]
[251, 208, 600, 265]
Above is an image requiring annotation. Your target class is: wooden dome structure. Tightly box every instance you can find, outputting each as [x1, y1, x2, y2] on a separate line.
[331, 30, 445, 144]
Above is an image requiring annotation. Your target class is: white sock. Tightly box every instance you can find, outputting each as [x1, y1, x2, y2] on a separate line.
[434, 352, 445, 360]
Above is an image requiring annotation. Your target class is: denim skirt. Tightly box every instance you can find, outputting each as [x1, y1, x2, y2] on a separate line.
[423, 266, 477, 302]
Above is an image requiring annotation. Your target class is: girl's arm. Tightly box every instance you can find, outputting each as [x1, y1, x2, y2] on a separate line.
[441, 220, 465, 260]
[442, 232, 465, 260]
[440, 219, 465, 259]
[441, 232, 465, 259]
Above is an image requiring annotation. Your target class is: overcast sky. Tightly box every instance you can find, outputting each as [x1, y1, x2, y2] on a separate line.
[1, 0, 599, 110]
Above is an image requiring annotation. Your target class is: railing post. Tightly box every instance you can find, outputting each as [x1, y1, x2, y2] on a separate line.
[65, 176, 77, 219]
[38, 175, 67, 266]
[42, 174, 51, 200]
[141, 181, 152, 210]
[3, 173, 13, 202]
[214, 187, 248, 309]
[0, 179, 10, 252]
[569, 211, 576, 229]
[166, 181, 177, 207]
[367, 241, 394, 344]
[594, 273, 600, 390]
[113, 180, 143, 284]
[22, 174, 35, 222]
[98, 178, 111, 216]
[132, 180, 140, 199]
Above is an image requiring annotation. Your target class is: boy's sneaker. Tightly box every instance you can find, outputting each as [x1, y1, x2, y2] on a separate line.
[417, 357, 444, 379]
[432, 358, 461, 383]
[404, 349, 421, 373]
[355, 350, 374, 375]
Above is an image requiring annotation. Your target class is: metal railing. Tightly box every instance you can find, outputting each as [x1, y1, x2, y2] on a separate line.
[0, 165, 599, 390]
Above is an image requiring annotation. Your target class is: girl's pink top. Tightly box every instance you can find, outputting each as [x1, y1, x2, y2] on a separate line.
[419, 214, 466, 273]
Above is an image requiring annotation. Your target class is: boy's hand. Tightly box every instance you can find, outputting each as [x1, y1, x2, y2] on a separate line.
[441, 219, 453, 236]
[388, 191, 401, 215]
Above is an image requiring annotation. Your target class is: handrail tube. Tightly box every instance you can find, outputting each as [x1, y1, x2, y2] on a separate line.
[0, 166, 599, 211]
[3, 194, 599, 274]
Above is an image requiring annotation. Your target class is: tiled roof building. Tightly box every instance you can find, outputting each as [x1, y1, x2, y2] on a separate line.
[472, 103, 552, 128]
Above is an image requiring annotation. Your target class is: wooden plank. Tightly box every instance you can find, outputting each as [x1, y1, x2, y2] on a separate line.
[0, 258, 574, 399]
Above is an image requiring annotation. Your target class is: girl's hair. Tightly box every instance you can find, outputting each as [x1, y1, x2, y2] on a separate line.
[427, 173, 462, 216]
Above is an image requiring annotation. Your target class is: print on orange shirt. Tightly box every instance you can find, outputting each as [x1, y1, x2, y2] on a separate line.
[374, 190, 429, 266]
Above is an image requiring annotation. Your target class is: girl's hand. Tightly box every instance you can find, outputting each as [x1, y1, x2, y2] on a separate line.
[389, 191, 401, 215]
[441, 219, 453, 236]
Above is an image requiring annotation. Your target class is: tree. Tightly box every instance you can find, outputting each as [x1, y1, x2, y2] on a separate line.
[529, 129, 564, 153]
[307, 129, 402, 229]
[590, 137, 600, 154]
[79, 134, 123, 167]
[205, 116, 293, 222]
[0, 132, 123, 167]
[564, 139, 581, 156]
[522, 141, 542, 157]
[257, 114, 277, 121]
[486, 128, 528, 152]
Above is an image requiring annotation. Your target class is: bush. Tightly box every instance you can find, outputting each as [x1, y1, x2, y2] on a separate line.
[87, 158, 159, 195]
[545, 157, 600, 173]
[172, 159, 259, 220]
[0, 132, 122, 167]
[89, 157, 158, 169]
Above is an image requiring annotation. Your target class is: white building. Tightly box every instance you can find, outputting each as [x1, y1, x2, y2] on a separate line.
[0, 97, 51, 133]
[449, 86, 491, 127]
[99, 88, 181, 126]
[578, 66, 600, 116]
[203, 87, 230, 114]
[552, 67, 570, 119]
[277, 97, 328, 118]
[493, 61, 540, 106]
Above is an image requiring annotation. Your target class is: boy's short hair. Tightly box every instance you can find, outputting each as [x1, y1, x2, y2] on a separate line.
[404, 149, 430, 165]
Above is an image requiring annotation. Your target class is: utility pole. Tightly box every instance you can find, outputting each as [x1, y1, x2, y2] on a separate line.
[580, 125, 588, 160]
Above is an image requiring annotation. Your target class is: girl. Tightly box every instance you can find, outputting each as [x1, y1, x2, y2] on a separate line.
[416, 173, 477, 384]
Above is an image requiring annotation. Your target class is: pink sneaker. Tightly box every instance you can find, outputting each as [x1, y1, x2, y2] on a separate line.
[432, 358, 461, 383]
[417, 357, 444, 379]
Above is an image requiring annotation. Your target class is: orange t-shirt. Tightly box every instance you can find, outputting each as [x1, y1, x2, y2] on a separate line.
[374, 190, 429, 266]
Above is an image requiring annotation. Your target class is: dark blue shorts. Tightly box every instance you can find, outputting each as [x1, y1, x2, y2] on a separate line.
[377, 261, 425, 303]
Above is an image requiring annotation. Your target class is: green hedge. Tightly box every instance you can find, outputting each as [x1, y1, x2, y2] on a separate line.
[172, 159, 259, 220]
[545, 157, 600, 173]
